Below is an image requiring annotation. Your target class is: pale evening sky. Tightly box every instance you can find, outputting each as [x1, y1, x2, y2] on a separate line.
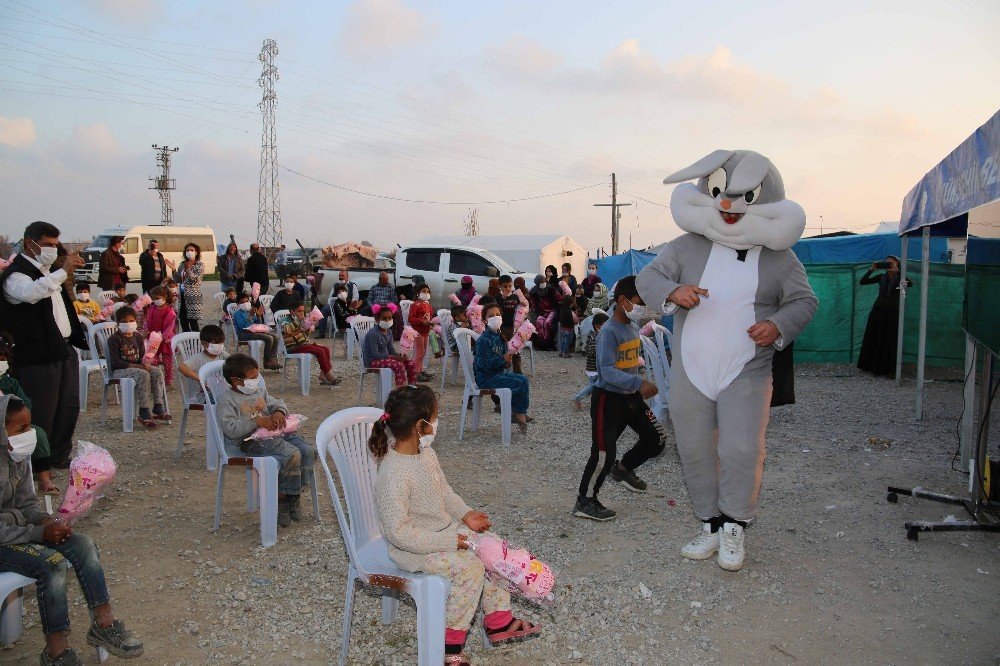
[0, 0, 997, 254]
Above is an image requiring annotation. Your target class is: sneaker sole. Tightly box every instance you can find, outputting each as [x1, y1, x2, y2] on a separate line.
[681, 547, 718, 560]
[717, 557, 744, 571]
[572, 508, 616, 522]
[85, 637, 144, 660]
[610, 475, 648, 493]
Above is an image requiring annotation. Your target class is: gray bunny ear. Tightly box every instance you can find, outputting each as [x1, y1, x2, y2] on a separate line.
[663, 149, 733, 184]
[727, 153, 772, 194]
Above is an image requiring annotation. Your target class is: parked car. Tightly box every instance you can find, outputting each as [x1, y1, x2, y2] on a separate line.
[75, 225, 217, 285]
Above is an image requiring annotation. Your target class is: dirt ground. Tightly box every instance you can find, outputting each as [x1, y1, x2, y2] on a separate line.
[2, 297, 998, 664]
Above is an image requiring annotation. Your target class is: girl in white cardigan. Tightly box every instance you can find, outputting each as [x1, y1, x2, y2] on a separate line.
[370, 384, 541, 664]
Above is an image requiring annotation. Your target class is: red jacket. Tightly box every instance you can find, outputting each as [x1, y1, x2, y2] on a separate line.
[408, 300, 432, 336]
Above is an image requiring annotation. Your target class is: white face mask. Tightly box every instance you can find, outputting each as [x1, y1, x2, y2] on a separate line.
[29, 239, 58, 268]
[486, 315, 502, 331]
[153, 298, 165, 307]
[0, 360, 8, 375]
[185, 250, 196, 260]
[378, 320, 393, 330]
[539, 282, 548, 290]
[337, 292, 347, 302]
[418, 292, 430, 302]
[418, 418, 438, 449]
[77, 293, 90, 302]
[284, 282, 294, 290]
[239, 302, 251, 311]
[119, 322, 137, 334]
[7, 428, 37, 462]
[562, 270, 569, 276]
[237, 376, 261, 394]
[588, 269, 597, 276]
[206, 342, 226, 356]
[625, 301, 646, 324]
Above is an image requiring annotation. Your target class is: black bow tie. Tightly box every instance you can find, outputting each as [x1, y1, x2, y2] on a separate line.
[735, 249, 749, 262]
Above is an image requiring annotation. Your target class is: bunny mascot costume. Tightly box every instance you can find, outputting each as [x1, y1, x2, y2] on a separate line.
[636, 150, 817, 571]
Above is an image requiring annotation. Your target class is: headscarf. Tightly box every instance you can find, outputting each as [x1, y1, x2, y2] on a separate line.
[456, 276, 477, 307]
[487, 278, 501, 299]
[587, 282, 609, 314]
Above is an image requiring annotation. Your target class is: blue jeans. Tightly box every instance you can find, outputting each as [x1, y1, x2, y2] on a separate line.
[572, 375, 597, 403]
[237, 433, 314, 495]
[0, 533, 109, 634]
[476, 371, 530, 415]
[558, 329, 574, 354]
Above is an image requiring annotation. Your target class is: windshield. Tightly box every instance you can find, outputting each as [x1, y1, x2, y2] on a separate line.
[476, 249, 522, 274]
[89, 235, 116, 250]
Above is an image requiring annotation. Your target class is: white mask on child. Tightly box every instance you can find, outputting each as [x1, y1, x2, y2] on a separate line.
[418, 419, 438, 449]
[588, 269, 597, 276]
[237, 376, 261, 394]
[284, 282, 294, 290]
[207, 343, 226, 356]
[153, 298, 165, 307]
[539, 282, 548, 290]
[77, 293, 90, 302]
[337, 292, 348, 302]
[239, 302, 251, 311]
[378, 320, 393, 330]
[119, 322, 137, 334]
[486, 315, 502, 332]
[0, 360, 8, 375]
[418, 292, 430, 302]
[7, 428, 37, 462]
[626, 302, 646, 324]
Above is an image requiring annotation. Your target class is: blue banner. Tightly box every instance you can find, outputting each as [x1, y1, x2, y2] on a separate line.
[899, 109, 1000, 235]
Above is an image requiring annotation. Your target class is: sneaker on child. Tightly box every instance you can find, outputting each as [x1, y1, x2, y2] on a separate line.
[610, 461, 647, 493]
[717, 522, 745, 571]
[680, 522, 719, 560]
[573, 496, 616, 522]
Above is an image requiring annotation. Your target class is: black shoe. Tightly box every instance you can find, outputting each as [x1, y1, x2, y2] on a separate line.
[86, 619, 144, 659]
[610, 461, 648, 493]
[573, 497, 616, 521]
[289, 494, 302, 522]
[39, 648, 84, 666]
[277, 498, 292, 527]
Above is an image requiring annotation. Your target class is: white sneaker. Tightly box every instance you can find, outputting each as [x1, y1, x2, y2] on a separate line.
[680, 522, 719, 560]
[717, 522, 745, 571]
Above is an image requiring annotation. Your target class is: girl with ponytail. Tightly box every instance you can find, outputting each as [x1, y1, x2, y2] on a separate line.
[370, 385, 542, 662]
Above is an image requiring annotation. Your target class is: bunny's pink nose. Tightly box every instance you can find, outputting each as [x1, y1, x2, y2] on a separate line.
[720, 198, 732, 210]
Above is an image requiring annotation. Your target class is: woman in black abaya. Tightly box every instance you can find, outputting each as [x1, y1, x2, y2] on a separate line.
[857, 255, 912, 377]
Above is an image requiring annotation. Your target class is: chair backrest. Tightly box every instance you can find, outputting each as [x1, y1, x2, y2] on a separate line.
[649, 322, 673, 383]
[436, 310, 453, 356]
[171, 332, 204, 404]
[110, 302, 126, 314]
[399, 300, 412, 323]
[452, 328, 480, 390]
[351, 317, 376, 370]
[91, 322, 119, 381]
[315, 407, 386, 579]
[99, 290, 117, 303]
[198, 360, 229, 460]
[213, 291, 226, 305]
[226, 302, 238, 316]
[77, 317, 94, 359]
[259, 295, 275, 326]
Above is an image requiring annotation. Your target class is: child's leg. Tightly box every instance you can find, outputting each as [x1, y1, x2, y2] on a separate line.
[401, 356, 417, 383]
[577, 390, 625, 500]
[295, 343, 332, 376]
[423, 549, 487, 652]
[412, 334, 427, 373]
[159, 346, 174, 385]
[480, 373, 530, 415]
[240, 438, 302, 496]
[113, 368, 152, 413]
[370, 358, 407, 387]
[147, 365, 168, 414]
[618, 393, 666, 472]
[0, 542, 74, 641]
[283, 434, 315, 488]
[49, 533, 112, 619]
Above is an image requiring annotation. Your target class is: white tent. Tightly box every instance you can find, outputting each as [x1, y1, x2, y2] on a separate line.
[413, 234, 590, 279]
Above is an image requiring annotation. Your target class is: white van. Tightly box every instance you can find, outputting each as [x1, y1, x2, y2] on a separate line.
[396, 245, 525, 310]
[75, 225, 217, 285]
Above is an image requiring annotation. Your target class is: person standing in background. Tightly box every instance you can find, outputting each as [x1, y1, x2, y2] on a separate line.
[218, 242, 245, 295]
[244, 243, 269, 295]
[176, 242, 205, 332]
[561, 262, 578, 293]
[138, 239, 173, 294]
[857, 255, 911, 377]
[275, 244, 288, 281]
[0, 221, 87, 493]
[97, 235, 128, 291]
[581, 262, 602, 298]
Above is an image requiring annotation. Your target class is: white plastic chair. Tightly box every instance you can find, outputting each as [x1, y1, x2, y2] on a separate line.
[98, 289, 117, 303]
[348, 316, 375, 364]
[213, 291, 227, 306]
[259, 295, 274, 325]
[399, 299, 413, 325]
[171, 332, 213, 463]
[316, 408, 452, 666]
[77, 317, 103, 412]
[272, 309, 312, 396]
[0, 573, 35, 647]
[519, 338, 535, 374]
[348, 317, 394, 407]
[93, 323, 137, 433]
[452, 329, 512, 446]
[436, 310, 460, 389]
[640, 336, 668, 420]
[200, 361, 321, 548]
[225, 303, 264, 365]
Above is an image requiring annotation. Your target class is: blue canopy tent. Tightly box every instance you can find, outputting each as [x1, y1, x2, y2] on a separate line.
[792, 231, 948, 264]
[592, 249, 656, 288]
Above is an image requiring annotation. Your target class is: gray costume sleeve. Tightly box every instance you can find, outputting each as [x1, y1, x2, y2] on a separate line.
[767, 253, 818, 349]
[636, 243, 683, 315]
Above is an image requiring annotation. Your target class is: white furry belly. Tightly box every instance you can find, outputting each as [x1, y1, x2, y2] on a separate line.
[681, 244, 760, 401]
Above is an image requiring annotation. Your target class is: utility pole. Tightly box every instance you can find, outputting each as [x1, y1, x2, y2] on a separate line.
[463, 208, 479, 236]
[593, 173, 631, 255]
[257, 38, 282, 255]
[149, 144, 179, 226]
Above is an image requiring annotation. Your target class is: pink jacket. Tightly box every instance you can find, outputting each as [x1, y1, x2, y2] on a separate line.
[144, 303, 176, 342]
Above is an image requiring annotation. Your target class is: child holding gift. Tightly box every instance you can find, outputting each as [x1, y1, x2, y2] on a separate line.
[233, 293, 282, 370]
[362, 305, 417, 387]
[408, 282, 434, 382]
[217, 353, 314, 527]
[73, 283, 102, 323]
[0, 395, 144, 665]
[371, 385, 541, 663]
[143, 285, 176, 387]
[475, 304, 530, 434]
[178, 324, 228, 403]
[280, 300, 341, 386]
[108, 307, 170, 429]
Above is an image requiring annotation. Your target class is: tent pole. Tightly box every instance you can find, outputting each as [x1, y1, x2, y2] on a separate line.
[960, 333, 977, 467]
[915, 226, 930, 420]
[895, 233, 909, 385]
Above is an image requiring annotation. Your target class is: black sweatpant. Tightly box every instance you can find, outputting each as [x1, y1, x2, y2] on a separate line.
[14, 343, 80, 472]
[578, 387, 664, 499]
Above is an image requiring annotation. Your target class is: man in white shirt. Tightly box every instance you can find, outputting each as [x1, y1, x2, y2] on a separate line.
[0, 221, 86, 492]
[275, 244, 288, 280]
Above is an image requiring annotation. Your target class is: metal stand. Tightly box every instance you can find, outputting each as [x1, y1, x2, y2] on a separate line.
[887, 347, 1000, 540]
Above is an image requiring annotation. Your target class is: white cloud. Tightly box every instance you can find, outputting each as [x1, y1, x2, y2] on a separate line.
[69, 123, 121, 159]
[86, 0, 162, 25]
[338, 0, 432, 60]
[0, 116, 37, 149]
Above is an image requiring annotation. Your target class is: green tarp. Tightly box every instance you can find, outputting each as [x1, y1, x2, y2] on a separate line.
[795, 263, 965, 367]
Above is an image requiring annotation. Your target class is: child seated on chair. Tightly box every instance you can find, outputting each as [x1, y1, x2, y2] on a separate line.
[362, 304, 416, 387]
[445, 305, 468, 356]
[232, 293, 282, 371]
[0, 395, 144, 666]
[217, 354, 314, 527]
[221, 287, 238, 324]
[280, 300, 341, 386]
[110, 284, 127, 303]
[371, 385, 541, 664]
[474, 304, 531, 434]
[107, 306, 170, 430]
[73, 283, 101, 323]
[178, 324, 228, 403]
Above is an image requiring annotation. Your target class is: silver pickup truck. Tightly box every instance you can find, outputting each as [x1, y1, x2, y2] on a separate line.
[319, 245, 524, 311]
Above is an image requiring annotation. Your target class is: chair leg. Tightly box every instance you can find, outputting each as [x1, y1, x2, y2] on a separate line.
[100, 385, 109, 427]
[458, 392, 469, 440]
[78, 368, 89, 413]
[175, 407, 189, 458]
[471, 394, 482, 433]
[120, 379, 136, 434]
[528, 345, 535, 373]
[256, 458, 279, 548]
[378, 369, 392, 409]
[246, 467, 259, 513]
[415, 578, 449, 666]
[357, 372, 365, 406]
[499, 390, 512, 446]
[213, 466, 225, 533]
[340, 573, 357, 666]
[381, 590, 400, 625]
[310, 480, 321, 523]
[0, 588, 24, 646]
[299, 356, 311, 396]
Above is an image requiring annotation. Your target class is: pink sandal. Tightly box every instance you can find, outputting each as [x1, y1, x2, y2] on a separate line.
[485, 617, 542, 646]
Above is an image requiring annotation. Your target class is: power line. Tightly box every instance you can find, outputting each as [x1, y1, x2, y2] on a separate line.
[280, 165, 604, 205]
[621, 191, 668, 208]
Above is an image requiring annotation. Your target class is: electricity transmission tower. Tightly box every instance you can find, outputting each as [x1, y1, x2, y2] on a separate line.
[593, 173, 630, 255]
[149, 145, 179, 226]
[257, 38, 282, 253]
[463, 208, 479, 236]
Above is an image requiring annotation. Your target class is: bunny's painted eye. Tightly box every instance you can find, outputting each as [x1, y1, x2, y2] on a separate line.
[744, 185, 762, 204]
[706, 168, 726, 198]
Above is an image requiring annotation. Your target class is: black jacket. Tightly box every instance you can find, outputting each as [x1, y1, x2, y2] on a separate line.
[138, 250, 166, 288]
[244, 251, 269, 293]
